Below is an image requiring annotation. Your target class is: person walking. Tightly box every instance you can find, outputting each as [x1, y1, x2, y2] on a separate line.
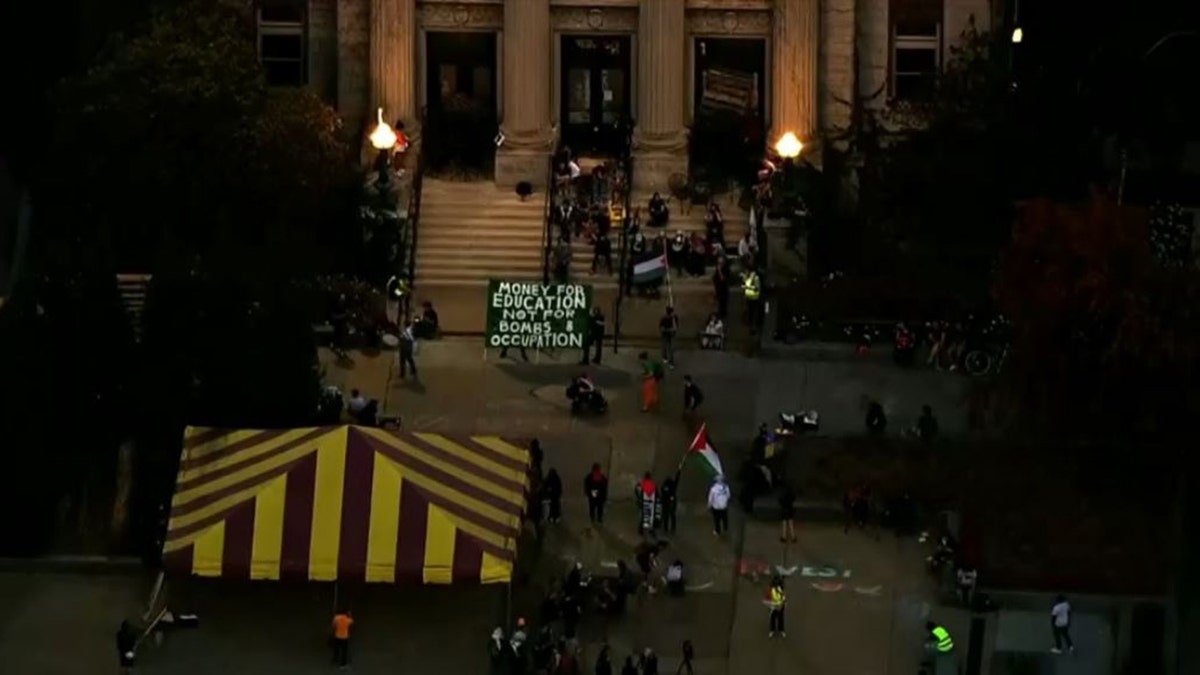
[116, 620, 138, 675]
[682, 375, 704, 412]
[660, 472, 679, 534]
[638, 352, 663, 412]
[677, 639, 696, 675]
[594, 643, 614, 675]
[398, 320, 419, 380]
[707, 476, 731, 535]
[1051, 595, 1076, 654]
[779, 484, 797, 543]
[925, 621, 954, 655]
[584, 463, 609, 525]
[766, 576, 786, 638]
[542, 468, 564, 524]
[331, 608, 354, 669]
[659, 306, 679, 367]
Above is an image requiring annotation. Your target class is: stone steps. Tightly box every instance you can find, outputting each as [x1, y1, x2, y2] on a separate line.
[414, 178, 548, 287]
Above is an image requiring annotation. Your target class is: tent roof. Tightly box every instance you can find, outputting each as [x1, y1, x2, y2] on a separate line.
[162, 426, 529, 584]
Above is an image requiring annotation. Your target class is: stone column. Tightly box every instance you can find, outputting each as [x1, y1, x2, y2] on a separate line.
[633, 0, 687, 191]
[369, 0, 418, 135]
[495, 0, 553, 187]
[772, 0, 820, 149]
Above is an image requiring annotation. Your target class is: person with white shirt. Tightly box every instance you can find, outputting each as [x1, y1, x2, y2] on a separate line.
[347, 389, 368, 415]
[398, 320, 418, 380]
[1050, 595, 1075, 654]
[707, 477, 731, 535]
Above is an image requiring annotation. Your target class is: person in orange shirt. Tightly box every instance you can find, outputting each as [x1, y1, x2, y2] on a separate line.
[331, 609, 354, 669]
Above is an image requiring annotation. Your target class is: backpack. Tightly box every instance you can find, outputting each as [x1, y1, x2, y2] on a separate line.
[652, 362, 665, 380]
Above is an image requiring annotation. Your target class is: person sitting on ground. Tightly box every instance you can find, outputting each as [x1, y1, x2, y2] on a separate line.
[665, 559, 686, 596]
[648, 192, 670, 227]
[414, 300, 439, 339]
[701, 312, 725, 350]
[346, 388, 378, 426]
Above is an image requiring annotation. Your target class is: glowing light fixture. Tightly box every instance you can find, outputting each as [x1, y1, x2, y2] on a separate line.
[369, 108, 398, 151]
[774, 132, 803, 160]
[1011, 27, 1023, 44]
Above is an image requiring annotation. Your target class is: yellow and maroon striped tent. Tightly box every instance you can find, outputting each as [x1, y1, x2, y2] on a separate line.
[162, 426, 529, 584]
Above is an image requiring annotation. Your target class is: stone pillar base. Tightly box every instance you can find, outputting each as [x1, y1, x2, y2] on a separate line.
[633, 151, 688, 193]
[494, 148, 550, 188]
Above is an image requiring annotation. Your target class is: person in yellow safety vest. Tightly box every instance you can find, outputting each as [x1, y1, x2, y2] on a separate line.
[386, 275, 409, 301]
[742, 269, 762, 331]
[925, 621, 954, 653]
[767, 575, 786, 638]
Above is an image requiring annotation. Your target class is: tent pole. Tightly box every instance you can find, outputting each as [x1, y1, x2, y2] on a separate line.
[506, 581, 513, 632]
[332, 581, 340, 614]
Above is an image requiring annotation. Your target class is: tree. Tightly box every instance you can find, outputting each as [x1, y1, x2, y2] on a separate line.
[993, 191, 1200, 438]
[44, 0, 356, 275]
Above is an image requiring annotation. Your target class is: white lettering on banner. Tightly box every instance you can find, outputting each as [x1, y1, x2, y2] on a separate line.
[489, 282, 589, 346]
[800, 565, 852, 579]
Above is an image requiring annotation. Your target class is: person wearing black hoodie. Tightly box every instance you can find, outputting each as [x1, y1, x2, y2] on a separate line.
[584, 463, 609, 524]
[542, 468, 564, 524]
[660, 473, 679, 534]
[116, 620, 138, 674]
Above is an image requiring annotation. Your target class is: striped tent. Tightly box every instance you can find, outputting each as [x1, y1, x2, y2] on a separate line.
[162, 426, 529, 584]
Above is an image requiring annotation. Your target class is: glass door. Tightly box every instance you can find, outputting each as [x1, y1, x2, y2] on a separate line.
[561, 35, 631, 156]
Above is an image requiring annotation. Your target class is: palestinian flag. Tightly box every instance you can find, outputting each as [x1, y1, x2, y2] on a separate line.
[688, 423, 724, 479]
[632, 253, 667, 284]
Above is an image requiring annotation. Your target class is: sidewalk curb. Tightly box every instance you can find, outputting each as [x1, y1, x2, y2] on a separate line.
[0, 555, 145, 575]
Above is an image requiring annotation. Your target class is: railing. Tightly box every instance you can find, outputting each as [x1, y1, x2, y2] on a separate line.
[540, 151, 556, 285]
[612, 132, 635, 352]
[401, 109, 428, 325]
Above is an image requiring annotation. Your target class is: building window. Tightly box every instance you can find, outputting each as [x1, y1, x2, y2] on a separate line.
[258, 5, 306, 87]
[890, 0, 943, 102]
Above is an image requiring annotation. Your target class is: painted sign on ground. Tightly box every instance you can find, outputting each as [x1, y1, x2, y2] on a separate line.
[485, 281, 593, 349]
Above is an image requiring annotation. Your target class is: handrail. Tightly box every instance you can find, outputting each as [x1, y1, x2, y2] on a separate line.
[612, 130, 635, 352]
[401, 108, 427, 326]
[540, 150, 556, 285]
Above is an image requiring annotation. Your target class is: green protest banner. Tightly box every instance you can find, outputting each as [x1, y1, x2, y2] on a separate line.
[486, 280, 593, 349]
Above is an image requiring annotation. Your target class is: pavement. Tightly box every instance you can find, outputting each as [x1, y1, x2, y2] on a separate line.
[3, 340, 986, 675]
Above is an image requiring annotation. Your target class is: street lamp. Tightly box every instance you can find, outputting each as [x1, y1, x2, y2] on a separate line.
[1011, 27, 1023, 44]
[774, 132, 804, 161]
[369, 107, 398, 185]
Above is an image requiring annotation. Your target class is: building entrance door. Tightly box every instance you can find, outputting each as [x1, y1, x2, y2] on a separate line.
[560, 35, 631, 157]
[691, 37, 766, 185]
[425, 32, 497, 175]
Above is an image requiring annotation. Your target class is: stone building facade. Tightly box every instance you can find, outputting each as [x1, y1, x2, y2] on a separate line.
[262, 0, 992, 188]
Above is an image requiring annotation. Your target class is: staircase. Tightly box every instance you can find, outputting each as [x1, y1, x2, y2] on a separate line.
[116, 273, 151, 340]
[414, 178, 547, 286]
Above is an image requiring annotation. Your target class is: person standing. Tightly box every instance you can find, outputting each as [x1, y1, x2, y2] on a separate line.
[957, 564, 978, 608]
[682, 375, 704, 412]
[742, 268, 762, 331]
[583, 306, 606, 365]
[766, 576, 786, 638]
[1051, 595, 1076, 654]
[116, 620, 138, 675]
[331, 608, 354, 669]
[659, 306, 680, 367]
[488, 627, 507, 675]
[779, 484, 797, 543]
[660, 473, 679, 534]
[677, 639, 696, 675]
[620, 655, 639, 675]
[639, 647, 660, 675]
[398, 320, 419, 380]
[713, 258, 731, 318]
[707, 476, 731, 535]
[584, 463, 609, 525]
[542, 468, 564, 524]
[925, 621, 954, 655]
